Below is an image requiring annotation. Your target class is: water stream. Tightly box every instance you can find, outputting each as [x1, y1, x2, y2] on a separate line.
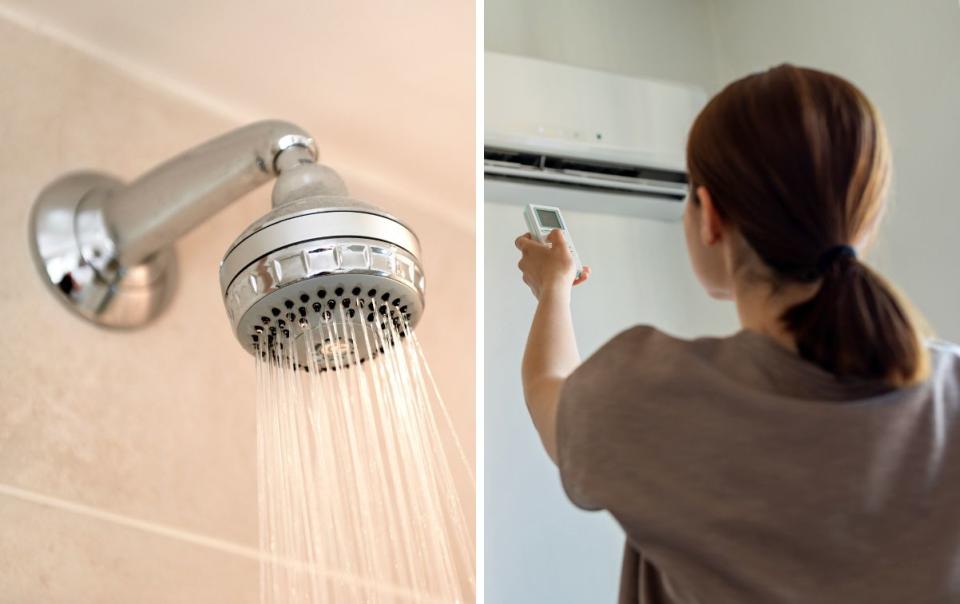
[254, 311, 474, 603]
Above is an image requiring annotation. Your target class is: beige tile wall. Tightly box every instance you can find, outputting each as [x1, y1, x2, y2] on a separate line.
[0, 12, 474, 601]
[0, 492, 258, 603]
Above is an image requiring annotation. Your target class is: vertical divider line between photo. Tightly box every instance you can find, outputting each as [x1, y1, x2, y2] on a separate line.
[475, 1, 486, 602]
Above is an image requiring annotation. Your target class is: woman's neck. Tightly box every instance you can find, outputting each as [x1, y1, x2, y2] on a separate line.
[733, 278, 820, 353]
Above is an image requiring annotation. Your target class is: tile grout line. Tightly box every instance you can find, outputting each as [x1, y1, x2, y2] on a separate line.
[0, 482, 445, 603]
[0, 482, 262, 559]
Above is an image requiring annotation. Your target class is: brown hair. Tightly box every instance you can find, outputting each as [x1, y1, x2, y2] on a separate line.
[686, 64, 929, 386]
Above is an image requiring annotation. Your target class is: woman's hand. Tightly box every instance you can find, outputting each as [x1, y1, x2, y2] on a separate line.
[514, 229, 591, 301]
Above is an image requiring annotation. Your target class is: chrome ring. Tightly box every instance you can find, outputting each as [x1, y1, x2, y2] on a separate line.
[223, 236, 426, 336]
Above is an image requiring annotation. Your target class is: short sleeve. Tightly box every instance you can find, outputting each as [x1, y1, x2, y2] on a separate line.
[556, 325, 655, 511]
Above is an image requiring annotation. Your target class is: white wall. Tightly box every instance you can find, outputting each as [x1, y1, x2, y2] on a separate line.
[484, 2, 735, 602]
[706, 0, 960, 342]
[486, 0, 717, 90]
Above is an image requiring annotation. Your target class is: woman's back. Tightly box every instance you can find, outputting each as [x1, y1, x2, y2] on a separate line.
[557, 326, 960, 603]
[514, 64, 952, 602]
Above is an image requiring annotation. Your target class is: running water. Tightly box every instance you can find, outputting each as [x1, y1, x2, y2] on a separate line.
[254, 307, 474, 603]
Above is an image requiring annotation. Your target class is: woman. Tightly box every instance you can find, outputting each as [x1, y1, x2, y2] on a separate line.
[514, 64, 960, 603]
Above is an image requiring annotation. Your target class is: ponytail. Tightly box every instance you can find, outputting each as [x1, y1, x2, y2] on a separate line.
[780, 252, 928, 386]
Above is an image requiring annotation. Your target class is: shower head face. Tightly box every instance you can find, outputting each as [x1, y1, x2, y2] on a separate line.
[228, 238, 424, 366]
[220, 197, 425, 366]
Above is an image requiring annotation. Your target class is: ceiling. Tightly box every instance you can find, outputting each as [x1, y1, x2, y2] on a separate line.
[0, 0, 475, 231]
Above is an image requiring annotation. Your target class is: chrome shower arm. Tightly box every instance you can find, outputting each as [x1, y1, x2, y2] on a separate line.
[29, 118, 423, 337]
[92, 119, 317, 267]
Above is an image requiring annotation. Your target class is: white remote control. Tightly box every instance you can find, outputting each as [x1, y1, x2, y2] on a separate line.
[523, 204, 583, 280]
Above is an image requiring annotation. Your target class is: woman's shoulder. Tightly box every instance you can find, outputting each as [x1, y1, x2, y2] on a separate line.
[928, 338, 960, 358]
[573, 324, 730, 388]
[590, 324, 731, 363]
[578, 324, 665, 372]
[927, 338, 960, 384]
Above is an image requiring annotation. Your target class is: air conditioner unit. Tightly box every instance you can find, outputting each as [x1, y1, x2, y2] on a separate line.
[484, 52, 707, 221]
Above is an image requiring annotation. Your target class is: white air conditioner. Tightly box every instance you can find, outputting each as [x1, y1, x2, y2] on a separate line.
[484, 52, 707, 221]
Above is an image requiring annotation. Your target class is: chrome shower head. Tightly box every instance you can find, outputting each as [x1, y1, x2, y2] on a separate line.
[29, 120, 425, 365]
[220, 147, 426, 365]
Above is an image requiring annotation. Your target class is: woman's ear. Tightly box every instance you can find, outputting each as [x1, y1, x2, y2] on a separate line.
[696, 186, 724, 247]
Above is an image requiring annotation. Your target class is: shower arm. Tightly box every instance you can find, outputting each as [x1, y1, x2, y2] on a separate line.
[82, 120, 318, 272]
[29, 120, 324, 329]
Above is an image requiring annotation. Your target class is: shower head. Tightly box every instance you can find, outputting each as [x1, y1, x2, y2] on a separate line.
[220, 146, 425, 365]
[29, 120, 425, 365]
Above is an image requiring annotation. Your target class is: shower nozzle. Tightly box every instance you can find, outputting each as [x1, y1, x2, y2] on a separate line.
[29, 120, 425, 364]
[220, 146, 425, 364]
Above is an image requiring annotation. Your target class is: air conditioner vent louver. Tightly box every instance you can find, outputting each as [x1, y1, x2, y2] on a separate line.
[485, 147, 688, 185]
[484, 146, 689, 202]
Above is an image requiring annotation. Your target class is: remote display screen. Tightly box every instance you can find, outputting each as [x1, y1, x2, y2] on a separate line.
[536, 209, 562, 229]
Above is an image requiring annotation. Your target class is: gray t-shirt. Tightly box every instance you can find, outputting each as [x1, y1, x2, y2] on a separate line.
[556, 325, 960, 603]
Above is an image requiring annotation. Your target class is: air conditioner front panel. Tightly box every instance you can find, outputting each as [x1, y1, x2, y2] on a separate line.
[485, 52, 706, 171]
[484, 52, 703, 222]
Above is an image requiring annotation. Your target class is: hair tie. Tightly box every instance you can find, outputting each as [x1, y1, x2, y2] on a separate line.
[816, 244, 857, 273]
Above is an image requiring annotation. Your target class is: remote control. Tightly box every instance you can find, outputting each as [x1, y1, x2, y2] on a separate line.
[523, 204, 583, 280]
